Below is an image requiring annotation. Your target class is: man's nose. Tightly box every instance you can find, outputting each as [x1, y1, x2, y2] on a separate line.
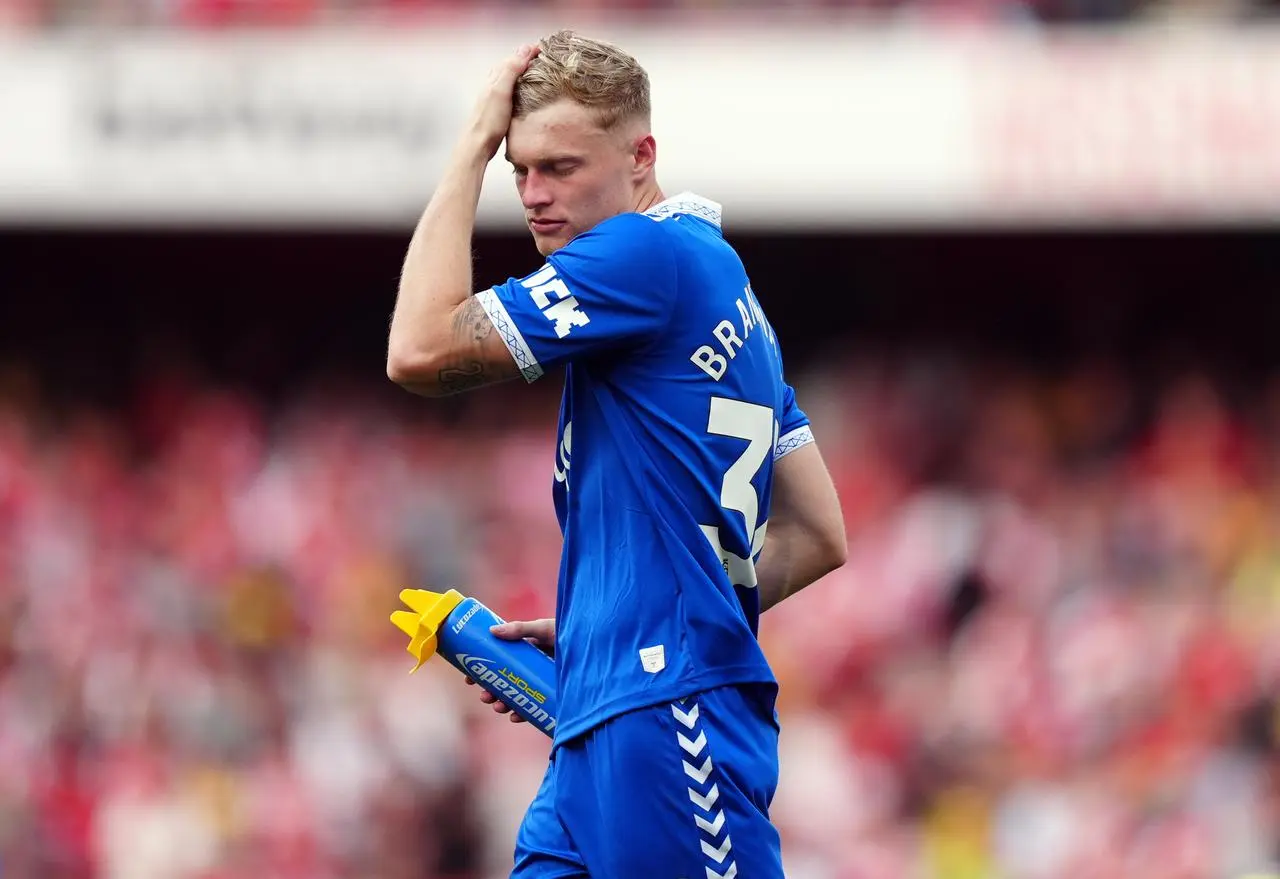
[520, 170, 553, 209]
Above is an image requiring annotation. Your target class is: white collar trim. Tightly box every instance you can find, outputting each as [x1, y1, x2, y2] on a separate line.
[644, 191, 723, 227]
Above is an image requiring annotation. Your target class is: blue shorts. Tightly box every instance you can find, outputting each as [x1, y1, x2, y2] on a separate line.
[512, 683, 784, 879]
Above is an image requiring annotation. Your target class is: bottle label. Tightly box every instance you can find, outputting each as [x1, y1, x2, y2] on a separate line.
[456, 652, 557, 736]
[450, 601, 482, 634]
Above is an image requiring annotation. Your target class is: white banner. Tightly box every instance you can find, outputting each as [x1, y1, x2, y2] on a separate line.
[1, 26, 1279, 228]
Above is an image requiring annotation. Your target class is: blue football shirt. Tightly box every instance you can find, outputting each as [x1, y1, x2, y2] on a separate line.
[476, 193, 815, 746]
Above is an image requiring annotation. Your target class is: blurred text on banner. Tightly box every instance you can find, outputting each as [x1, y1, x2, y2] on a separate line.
[1, 27, 1279, 228]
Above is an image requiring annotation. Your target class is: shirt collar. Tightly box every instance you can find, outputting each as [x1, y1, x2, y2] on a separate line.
[644, 191, 723, 228]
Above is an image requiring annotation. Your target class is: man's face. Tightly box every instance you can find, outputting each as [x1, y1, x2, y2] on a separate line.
[506, 99, 639, 256]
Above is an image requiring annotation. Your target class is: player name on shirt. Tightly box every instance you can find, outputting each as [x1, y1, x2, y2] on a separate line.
[689, 284, 776, 382]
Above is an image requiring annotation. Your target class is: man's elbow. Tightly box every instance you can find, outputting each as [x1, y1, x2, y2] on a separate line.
[829, 533, 849, 572]
[816, 519, 848, 577]
[386, 349, 446, 397]
[821, 537, 848, 578]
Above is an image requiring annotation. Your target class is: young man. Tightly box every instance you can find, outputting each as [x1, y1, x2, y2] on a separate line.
[387, 31, 846, 879]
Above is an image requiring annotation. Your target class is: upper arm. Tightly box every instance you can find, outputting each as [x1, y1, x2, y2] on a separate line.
[476, 214, 679, 380]
[387, 296, 522, 397]
[394, 215, 676, 397]
[771, 440, 846, 563]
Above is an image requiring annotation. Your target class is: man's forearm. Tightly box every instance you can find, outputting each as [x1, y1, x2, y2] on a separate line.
[387, 139, 490, 376]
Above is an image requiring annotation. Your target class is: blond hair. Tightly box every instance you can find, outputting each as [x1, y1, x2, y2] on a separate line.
[514, 30, 651, 130]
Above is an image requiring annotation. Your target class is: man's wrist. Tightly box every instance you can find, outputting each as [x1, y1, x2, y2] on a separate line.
[451, 131, 500, 173]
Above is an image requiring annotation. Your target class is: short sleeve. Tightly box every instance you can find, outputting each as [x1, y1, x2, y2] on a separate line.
[774, 382, 814, 461]
[475, 213, 678, 382]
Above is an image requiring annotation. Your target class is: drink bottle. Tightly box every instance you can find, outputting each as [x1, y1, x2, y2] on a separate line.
[392, 589, 557, 738]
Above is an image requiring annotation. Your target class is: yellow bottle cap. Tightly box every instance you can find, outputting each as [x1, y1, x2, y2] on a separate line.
[390, 588, 466, 673]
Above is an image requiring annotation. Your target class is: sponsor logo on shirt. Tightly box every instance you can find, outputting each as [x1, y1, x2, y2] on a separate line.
[521, 264, 591, 339]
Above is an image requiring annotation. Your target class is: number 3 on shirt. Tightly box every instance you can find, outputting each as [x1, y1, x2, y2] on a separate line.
[699, 396, 777, 589]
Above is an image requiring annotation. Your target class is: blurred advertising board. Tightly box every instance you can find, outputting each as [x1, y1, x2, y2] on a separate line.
[1, 25, 1279, 229]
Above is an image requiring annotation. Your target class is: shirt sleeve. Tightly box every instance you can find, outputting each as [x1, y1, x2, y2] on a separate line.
[474, 213, 678, 382]
[774, 382, 815, 461]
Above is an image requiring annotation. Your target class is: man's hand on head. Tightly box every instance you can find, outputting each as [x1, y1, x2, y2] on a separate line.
[462, 43, 541, 162]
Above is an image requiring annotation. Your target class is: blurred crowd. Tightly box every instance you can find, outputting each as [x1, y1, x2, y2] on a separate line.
[0, 350, 1279, 879]
[1, 0, 1278, 30]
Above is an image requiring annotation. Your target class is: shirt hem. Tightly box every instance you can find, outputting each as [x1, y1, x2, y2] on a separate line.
[551, 666, 778, 749]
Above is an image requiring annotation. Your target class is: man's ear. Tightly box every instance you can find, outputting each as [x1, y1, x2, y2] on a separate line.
[633, 133, 657, 178]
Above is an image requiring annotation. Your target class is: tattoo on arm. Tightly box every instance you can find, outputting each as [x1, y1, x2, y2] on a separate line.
[454, 296, 494, 345]
[437, 360, 488, 393]
[434, 297, 519, 394]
